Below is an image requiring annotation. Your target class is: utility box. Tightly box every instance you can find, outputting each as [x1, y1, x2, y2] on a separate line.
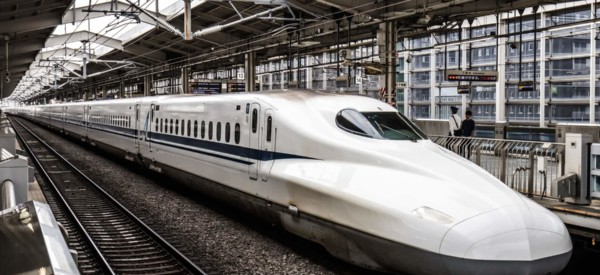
[563, 133, 592, 205]
[0, 201, 79, 274]
[0, 149, 29, 207]
[0, 118, 16, 155]
[589, 143, 600, 199]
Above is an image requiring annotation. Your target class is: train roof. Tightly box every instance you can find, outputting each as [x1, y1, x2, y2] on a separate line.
[30, 90, 396, 113]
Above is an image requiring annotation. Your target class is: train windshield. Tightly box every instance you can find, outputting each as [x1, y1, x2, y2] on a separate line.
[336, 109, 426, 140]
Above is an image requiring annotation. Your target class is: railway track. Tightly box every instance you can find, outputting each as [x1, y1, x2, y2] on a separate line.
[10, 117, 206, 275]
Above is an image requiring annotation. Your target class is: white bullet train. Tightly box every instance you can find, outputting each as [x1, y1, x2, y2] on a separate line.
[7, 90, 572, 274]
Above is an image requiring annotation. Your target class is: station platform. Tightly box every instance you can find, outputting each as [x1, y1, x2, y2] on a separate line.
[533, 197, 600, 238]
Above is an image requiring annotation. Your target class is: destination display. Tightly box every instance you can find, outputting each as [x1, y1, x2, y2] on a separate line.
[446, 70, 498, 82]
[228, 82, 246, 92]
[518, 81, 535, 92]
[191, 82, 221, 94]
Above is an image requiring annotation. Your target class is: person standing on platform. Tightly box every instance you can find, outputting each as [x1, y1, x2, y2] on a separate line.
[447, 106, 462, 151]
[461, 110, 476, 158]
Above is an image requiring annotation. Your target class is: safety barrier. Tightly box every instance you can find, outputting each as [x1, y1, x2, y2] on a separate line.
[429, 135, 564, 198]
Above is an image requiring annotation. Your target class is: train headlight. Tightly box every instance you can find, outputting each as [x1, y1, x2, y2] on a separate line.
[411, 206, 454, 224]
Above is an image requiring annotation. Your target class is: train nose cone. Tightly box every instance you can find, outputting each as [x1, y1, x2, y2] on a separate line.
[439, 202, 572, 275]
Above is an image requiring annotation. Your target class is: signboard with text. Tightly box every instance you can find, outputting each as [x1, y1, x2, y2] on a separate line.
[446, 70, 498, 82]
[191, 82, 221, 94]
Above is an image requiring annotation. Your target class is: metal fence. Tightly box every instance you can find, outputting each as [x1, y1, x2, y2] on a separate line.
[429, 135, 565, 199]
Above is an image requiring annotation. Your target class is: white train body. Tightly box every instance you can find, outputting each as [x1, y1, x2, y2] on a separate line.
[7, 90, 572, 274]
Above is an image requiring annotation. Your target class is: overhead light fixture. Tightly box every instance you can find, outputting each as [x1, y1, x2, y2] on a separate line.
[416, 14, 431, 25]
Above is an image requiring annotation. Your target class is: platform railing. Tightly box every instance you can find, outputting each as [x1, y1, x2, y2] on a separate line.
[429, 135, 565, 198]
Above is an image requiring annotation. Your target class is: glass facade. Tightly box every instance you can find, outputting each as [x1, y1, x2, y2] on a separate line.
[399, 3, 599, 125]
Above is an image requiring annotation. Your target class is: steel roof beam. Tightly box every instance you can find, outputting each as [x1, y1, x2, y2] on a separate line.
[61, 1, 167, 25]
[124, 44, 167, 63]
[38, 48, 96, 60]
[45, 31, 123, 50]
[0, 39, 44, 57]
[193, 11, 263, 35]
[2, 13, 61, 34]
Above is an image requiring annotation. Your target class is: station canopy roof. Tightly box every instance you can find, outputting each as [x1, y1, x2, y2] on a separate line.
[1, 0, 566, 102]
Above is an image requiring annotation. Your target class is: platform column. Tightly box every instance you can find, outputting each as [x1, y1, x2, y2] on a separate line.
[384, 21, 397, 104]
[119, 81, 124, 98]
[144, 76, 151, 96]
[101, 86, 106, 100]
[496, 17, 507, 123]
[245, 52, 256, 92]
[182, 67, 189, 94]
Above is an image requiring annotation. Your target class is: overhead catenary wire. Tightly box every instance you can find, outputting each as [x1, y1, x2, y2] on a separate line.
[27, 0, 480, 99]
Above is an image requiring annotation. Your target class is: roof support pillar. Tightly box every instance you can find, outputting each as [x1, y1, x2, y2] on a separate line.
[384, 21, 397, 105]
[245, 52, 256, 92]
[144, 76, 152, 96]
[119, 81, 124, 99]
[184, 0, 193, 40]
[182, 67, 189, 94]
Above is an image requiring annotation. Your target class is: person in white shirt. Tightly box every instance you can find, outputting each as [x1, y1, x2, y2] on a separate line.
[448, 106, 462, 137]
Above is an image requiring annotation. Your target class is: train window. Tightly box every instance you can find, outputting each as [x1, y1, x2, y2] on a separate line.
[216, 122, 221, 141]
[201, 121, 206, 139]
[266, 116, 272, 142]
[160, 118, 163, 132]
[225, 123, 231, 143]
[187, 120, 191, 137]
[234, 123, 240, 144]
[170, 119, 173, 134]
[176, 119, 179, 135]
[194, 120, 198, 138]
[252, 109, 257, 133]
[155, 118, 159, 131]
[181, 120, 185, 135]
[208, 121, 213, 140]
[335, 109, 424, 141]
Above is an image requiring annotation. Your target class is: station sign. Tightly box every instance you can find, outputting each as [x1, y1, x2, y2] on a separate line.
[191, 82, 221, 94]
[457, 85, 471, 94]
[228, 82, 246, 93]
[396, 82, 407, 89]
[446, 70, 498, 82]
[517, 81, 535, 92]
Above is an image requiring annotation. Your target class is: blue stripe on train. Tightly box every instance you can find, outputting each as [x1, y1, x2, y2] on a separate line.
[62, 119, 313, 164]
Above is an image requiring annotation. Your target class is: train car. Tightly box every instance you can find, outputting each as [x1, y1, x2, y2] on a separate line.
[9, 90, 572, 275]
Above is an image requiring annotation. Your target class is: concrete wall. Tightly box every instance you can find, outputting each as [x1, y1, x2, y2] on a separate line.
[413, 119, 449, 136]
[556, 123, 600, 143]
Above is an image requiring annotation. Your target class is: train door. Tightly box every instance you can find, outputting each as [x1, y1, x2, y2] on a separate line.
[260, 109, 275, 182]
[83, 105, 90, 138]
[145, 103, 157, 152]
[133, 103, 141, 148]
[248, 103, 261, 180]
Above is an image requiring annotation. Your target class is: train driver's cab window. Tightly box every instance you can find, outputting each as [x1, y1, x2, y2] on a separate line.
[335, 109, 424, 141]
